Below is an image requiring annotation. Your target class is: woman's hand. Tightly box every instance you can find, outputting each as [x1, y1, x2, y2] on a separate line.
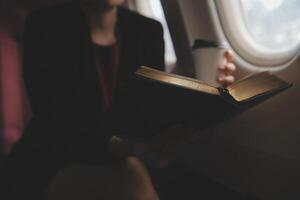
[216, 49, 236, 86]
[108, 136, 160, 199]
[108, 133, 175, 168]
[144, 124, 199, 168]
[109, 135, 139, 157]
[109, 124, 199, 169]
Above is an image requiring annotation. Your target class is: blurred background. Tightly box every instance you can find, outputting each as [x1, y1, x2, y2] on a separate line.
[0, 0, 299, 199]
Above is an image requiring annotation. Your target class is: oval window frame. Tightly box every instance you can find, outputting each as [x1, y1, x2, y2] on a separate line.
[212, 0, 300, 71]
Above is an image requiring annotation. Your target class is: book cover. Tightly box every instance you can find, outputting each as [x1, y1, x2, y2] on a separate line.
[103, 66, 292, 165]
[105, 66, 292, 136]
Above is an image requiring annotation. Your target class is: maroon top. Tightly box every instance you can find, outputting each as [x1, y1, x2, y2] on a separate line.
[92, 43, 120, 109]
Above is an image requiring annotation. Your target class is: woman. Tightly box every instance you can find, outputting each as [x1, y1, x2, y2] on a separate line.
[5, 0, 236, 199]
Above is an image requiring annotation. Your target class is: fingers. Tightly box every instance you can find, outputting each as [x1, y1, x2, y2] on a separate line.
[145, 124, 200, 168]
[220, 49, 235, 74]
[218, 63, 236, 74]
[109, 136, 129, 157]
[110, 135, 143, 158]
[224, 49, 234, 63]
[147, 124, 184, 152]
[217, 49, 236, 85]
[218, 62, 236, 75]
[217, 62, 236, 85]
[217, 74, 235, 85]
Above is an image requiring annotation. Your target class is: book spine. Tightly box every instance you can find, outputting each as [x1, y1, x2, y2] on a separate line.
[217, 87, 229, 95]
[217, 87, 240, 108]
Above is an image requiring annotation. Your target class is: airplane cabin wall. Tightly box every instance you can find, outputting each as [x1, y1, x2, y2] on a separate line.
[162, 0, 300, 199]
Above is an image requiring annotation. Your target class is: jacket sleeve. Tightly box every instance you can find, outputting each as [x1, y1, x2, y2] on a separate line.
[21, 13, 112, 165]
[22, 13, 52, 118]
[141, 21, 166, 71]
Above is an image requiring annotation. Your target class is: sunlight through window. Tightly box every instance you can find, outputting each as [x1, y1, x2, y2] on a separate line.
[240, 0, 300, 51]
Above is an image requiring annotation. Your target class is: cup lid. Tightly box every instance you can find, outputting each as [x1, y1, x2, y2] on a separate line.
[192, 39, 228, 50]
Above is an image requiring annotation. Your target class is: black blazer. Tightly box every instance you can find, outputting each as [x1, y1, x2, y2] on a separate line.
[11, 1, 165, 164]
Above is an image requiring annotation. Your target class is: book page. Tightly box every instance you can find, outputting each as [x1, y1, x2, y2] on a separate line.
[227, 72, 291, 102]
[136, 66, 220, 95]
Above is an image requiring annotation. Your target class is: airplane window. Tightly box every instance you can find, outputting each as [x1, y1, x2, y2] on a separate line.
[240, 0, 300, 51]
[128, 0, 177, 71]
[214, 0, 300, 70]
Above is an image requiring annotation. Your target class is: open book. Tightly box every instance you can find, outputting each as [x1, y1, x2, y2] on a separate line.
[135, 66, 291, 106]
[104, 66, 292, 166]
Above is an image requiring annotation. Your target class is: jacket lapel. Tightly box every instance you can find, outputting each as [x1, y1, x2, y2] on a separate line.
[65, 3, 142, 124]
[116, 7, 142, 80]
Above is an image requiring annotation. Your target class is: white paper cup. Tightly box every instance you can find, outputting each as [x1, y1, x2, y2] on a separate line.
[192, 40, 228, 86]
